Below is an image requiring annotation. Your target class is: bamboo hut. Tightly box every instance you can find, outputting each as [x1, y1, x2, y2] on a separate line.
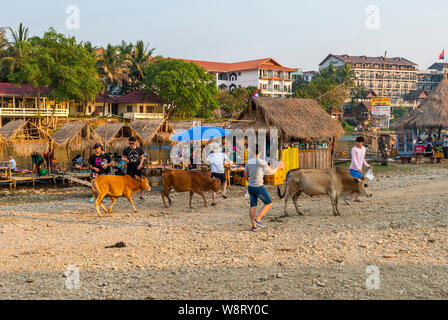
[130, 119, 173, 145]
[95, 123, 143, 151]
[171, 121, 195, 134]
[130, 119, 174, 165]
[51, 121, 103, 150]
[0, 119, 50, 156]
[231, 97, 344, 169]
[391, 72, 448, 156]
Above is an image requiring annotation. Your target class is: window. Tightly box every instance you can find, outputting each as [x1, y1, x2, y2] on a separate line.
[139, 106, 144, 113]
[77, 105, 83, 113]
[127, 105, 133, 112]
[274, 84, 279, 91]
[238, 72, 241, 76]
[262, 84, 267, 90]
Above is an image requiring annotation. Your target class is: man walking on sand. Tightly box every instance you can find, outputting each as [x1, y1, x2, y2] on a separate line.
[347, 136, 372, 203]
[244, 146, 282, 231]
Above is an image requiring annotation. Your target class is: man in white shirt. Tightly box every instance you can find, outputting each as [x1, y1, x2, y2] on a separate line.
[205, 143, 231, 206]
[244, 146, 282, 230]
[9, 155, 16, 172]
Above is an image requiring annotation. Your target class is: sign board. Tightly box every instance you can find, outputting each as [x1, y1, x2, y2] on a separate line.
[414, 145, 425, 154]
[371, 97, 391, 128]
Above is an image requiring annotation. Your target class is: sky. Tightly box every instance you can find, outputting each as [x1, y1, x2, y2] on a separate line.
[1, 0, 447, 71]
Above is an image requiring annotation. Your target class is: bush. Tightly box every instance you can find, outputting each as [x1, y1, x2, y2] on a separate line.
[342, 121, 354, 135]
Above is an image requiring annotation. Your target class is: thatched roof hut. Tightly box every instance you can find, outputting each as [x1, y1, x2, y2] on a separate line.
[171, 121, 195, 134]
[130, 119, 174, 145]
[231, 97, 344, 141]
[0, 120, 50, 156]
[51, 121, 103, 150]
[95, 123, 143, 150]
[392, 73, 448, 130]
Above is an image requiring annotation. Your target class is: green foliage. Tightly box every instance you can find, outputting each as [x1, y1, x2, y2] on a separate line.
[293, 63, 353, 113]
[143, 57, 218, 117]
[342, 120, 354, 134]
[4, 27, 102, 114]
[391, 106, 409, 121]
[218, 86, 258, 117]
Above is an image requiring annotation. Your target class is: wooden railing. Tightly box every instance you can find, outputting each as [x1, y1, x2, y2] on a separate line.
[123, 112, 164, 120]
[0, 107, 68, 117]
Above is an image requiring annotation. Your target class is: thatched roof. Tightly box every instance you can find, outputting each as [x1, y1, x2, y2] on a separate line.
[231, 97, 344, 140]
[130, 119, 174, 145]
[51, 121, 103, 150]
[95, 123, 143, 150]
[171, 121, 195, 134]
[0, 120, 50, 156]
[392, 74, 448, 129]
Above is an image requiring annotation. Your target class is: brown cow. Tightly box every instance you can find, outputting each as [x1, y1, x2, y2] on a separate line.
[92, 175, 151, 217]
[161, 170, 220, 208]
[277, 167, 372, 216]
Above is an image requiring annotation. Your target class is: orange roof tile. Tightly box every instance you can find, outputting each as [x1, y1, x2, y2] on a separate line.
[182, 58, 297, 73]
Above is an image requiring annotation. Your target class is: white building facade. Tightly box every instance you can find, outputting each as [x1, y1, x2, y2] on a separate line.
[185, 58, 297, 97]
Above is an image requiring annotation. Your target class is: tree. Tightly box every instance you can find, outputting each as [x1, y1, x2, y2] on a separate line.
[8, 28, 102, 118]
[7, 23, 29, 58]
[96, 44, 130, 113]
[7, 40, 53, 116]
[391, 106, 409, 121]
[143, 57, 218, 118]
[127, 40, 155, 89]
[217, 86, 259, 117]
[38, 29, 102, 114]
[293, 64, 353, 113]
[0, 24, 31, 82]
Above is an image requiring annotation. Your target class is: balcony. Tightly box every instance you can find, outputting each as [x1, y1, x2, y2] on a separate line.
[123, 112, 164, 120]
[0, 107, 68, 117]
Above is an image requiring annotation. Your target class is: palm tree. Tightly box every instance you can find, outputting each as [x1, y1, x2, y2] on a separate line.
[127, 40, 155, 89]
[0, 27, 9, 53]
[118, 40, 133, 60]
[7, 23, 29, 58]
[96, 44, 130, 114]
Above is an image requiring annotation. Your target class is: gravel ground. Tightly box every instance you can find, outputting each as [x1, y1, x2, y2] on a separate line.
[0, 165, 447, 299]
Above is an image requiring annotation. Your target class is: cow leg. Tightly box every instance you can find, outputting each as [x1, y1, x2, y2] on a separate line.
[109, 197, 117, 215]
[292, 191, 303, 215]
[283, 191, 289, 216]
[198, 191, 207, 207]
[125, 193, 138, 213]
[161, 192, 168, 208]
[189, 191, 194, 209]
[328, 192, 340, 216]
[95, 193, 108, 217]
[334, 195, 341, 216]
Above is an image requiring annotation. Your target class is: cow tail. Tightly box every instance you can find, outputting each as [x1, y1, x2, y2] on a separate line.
[277, 170, 292, 199]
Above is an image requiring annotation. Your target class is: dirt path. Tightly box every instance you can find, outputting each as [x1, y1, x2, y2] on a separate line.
[0, 166, 447, 299]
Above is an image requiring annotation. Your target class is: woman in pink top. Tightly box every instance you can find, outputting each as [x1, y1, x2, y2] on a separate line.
[349, 136, 372, 202]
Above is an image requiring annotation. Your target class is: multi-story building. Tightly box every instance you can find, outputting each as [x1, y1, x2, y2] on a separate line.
[319, 54, 418, 107]
[302, 71, 318, 82]
[184, 57, 297, 97]
[417, 64, 444, 91]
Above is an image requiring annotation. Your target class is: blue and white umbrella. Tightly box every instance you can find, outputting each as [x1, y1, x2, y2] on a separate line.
[171, 126, 231, 142]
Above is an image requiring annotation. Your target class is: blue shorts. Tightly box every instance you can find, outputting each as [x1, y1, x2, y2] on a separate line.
[350, 169, 363, 178]
[248, 186, 272, 207]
